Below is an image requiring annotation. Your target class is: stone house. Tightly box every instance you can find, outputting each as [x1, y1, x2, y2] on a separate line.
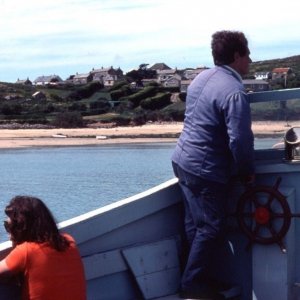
[183, 67, 208, 80]
[72, 73, 93, 85]
[103, 74, 118, 87]
[149, 63, 171, 71]
[156, 69, 182, 84]
[140, 79, 158, 88]
[33, 75, 63, 85]
[32, 91, 47, 100]
[180, 79, 192, 93]
[163, 76, 181, 88]
[91, 67, 123, 86]
[16, 78, 32, 85]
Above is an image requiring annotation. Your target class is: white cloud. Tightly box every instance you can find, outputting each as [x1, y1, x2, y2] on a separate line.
[0, 0, 299, 82]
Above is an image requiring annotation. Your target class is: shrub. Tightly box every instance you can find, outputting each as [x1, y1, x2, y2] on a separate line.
[115, 100, 134, 114]
[50, 93, 63, 102]
[160, 101, 186, 121]
[52, 112, 84, 128]
[124, 86, 157, 107]
[131, 111, 147, 125]
[89, 100, 111, 114]
[145, 81, 159, 87]
[108, 81, 128, 91]
[110, 114, 131, 126]
[43, 103, 55, 113]
[67, 81, 104, 101]
[179, 92, 187, 102]
[110, 86, 133, 101]
[145, 110, 160, 122]
[140, 92, 171, 110]
[161, 86, 180, 93]
[1, 103, 22, 115]
[1, 104, 13, 115]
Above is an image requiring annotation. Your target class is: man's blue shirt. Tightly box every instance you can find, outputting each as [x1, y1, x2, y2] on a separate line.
[172, 66, 255, 184]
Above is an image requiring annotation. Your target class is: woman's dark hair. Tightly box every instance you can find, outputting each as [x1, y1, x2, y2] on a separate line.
[211, 30, 249, 66]
[4, 196, 70, 251]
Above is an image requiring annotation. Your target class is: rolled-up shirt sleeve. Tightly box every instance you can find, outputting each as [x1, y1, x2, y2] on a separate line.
[225, 91, 255, 177]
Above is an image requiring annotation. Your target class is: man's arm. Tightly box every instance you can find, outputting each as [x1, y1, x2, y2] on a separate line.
[225, 91, 255, 181]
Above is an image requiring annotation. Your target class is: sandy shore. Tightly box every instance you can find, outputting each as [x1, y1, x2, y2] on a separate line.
[0, 121, 297, 149]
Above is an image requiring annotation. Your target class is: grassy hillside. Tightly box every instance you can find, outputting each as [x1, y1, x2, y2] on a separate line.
[249, 55, 300, 74]
[0, 54, 299, 127]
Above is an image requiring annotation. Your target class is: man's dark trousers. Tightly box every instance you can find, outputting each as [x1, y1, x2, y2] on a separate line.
[172, 162, 228, 291]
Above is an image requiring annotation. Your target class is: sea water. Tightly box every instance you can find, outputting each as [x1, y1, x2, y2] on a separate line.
[0, 138, 282, 242]
[0, 143, 176, 241]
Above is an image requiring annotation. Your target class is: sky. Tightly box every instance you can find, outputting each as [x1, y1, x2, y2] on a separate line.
[0, 0, 299, 83]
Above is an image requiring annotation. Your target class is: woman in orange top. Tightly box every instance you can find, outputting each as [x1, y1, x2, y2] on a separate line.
[0, 195, 86, 300]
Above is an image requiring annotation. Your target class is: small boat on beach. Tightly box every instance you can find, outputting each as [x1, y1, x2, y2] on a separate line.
[52, 134, 67, 138]
[1, 88, 300, 300]
[96, 135, 107, 140]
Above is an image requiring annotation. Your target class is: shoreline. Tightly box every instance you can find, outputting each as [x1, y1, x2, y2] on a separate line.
[0, 121, 296, 149]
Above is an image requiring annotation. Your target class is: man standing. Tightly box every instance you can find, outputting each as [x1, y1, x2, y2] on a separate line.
[172, 30, 255, 299]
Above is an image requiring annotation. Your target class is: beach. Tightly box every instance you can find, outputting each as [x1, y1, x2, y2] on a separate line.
[0, 121, 297, 149]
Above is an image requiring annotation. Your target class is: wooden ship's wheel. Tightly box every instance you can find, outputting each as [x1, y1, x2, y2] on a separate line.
[236, 177, 300, 252]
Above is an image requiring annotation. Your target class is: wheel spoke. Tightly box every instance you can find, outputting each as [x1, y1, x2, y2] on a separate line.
[253, 223, 261, 235]
[267, 223, 278, 237]
[251, 196, 260, 208]
[277, 240, 287, 253]
[266, 193, 275, 207]
[272, 213, 285, 218]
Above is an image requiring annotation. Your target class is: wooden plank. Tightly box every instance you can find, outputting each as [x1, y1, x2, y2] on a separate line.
[135, 268, 180, 299]
[122, 238, 180, 299]
[82, 249, 127, 280]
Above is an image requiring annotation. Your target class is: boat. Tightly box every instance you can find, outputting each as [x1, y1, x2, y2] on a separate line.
[52, 134, 67, 138]
[96, 135, 108, 140]
[1, 88, 300, 300]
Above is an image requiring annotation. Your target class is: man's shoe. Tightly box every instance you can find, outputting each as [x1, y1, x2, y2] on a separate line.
[209, 281, 241, 299]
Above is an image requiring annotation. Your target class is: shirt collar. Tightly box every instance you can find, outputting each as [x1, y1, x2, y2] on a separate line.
[222, 65, 242, 82]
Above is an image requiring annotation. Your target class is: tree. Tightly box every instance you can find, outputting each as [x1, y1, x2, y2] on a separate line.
[125, 63, 156, 85]
[1, 103, 22, 115]
[89, 100, 111, 114]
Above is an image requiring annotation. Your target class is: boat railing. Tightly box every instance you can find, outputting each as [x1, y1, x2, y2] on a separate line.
[248, 87, 300, 103]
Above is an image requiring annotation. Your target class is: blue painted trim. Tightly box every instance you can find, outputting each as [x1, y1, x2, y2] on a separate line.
[248, 88, 300, 103]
